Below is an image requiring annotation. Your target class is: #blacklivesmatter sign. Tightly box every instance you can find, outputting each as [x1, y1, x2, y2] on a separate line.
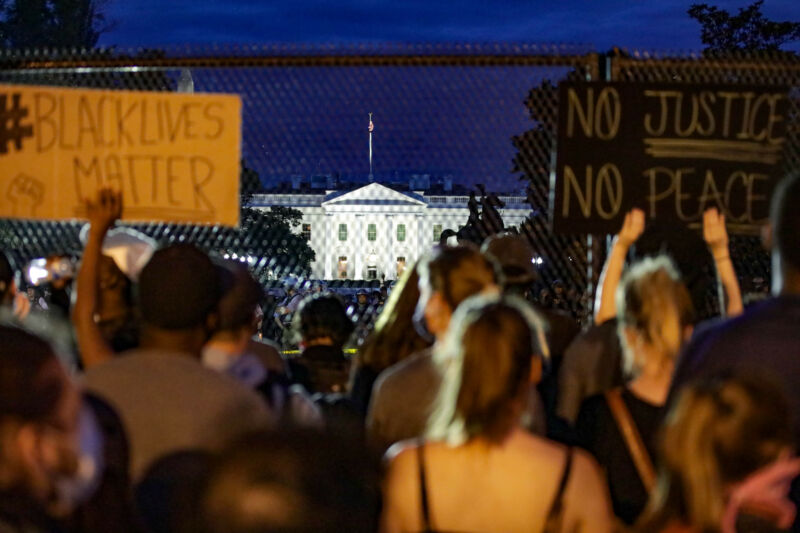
[552, 82, 790, 235]
[0, 84, 242, 226]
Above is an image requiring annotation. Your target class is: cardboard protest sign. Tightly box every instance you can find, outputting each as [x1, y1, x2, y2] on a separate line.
[0, 84, 241, 226]
[552, 82, 790, 235]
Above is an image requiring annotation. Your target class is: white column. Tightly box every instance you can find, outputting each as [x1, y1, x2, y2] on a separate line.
[354, 214, 364, 280]
[384, 215, 394, 280]
[416, 214, 426, 262]
[323, 214, 333, 280]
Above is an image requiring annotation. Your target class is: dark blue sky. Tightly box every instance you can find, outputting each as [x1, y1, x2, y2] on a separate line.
[97, 1, 800, 192]
[99, 0, 799, 51]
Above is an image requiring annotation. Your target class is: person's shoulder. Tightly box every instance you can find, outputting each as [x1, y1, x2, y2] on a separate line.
[373, 349, 433, 392]
[384, 439, 422, 476]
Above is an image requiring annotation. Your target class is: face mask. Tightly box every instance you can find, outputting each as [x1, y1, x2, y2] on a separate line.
[412, 303, 436, 344]
[51, 402, 105, 513]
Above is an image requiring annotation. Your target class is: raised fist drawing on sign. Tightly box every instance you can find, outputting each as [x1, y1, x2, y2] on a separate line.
[6, 173, 44, 217]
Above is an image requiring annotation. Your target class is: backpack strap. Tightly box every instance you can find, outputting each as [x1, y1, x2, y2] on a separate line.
[543, 446, 574, 533]
[417, 442, 433, 532]
[605, 388, 656, 492]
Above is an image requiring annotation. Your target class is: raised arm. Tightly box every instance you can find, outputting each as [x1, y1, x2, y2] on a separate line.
[72, 188, 122, 368]
[593, 208, 644, 324]
[703, 207, 743, 317]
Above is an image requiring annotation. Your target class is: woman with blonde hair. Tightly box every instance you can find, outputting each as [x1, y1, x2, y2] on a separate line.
[637, 374, 800, 533]
[381, 296, 613, 533]
[575, 255, 694, 525]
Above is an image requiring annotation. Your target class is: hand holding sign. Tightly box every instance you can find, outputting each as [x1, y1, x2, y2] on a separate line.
[86, 188, 122, 235]
[703, 208, 730, 260]
[618, 208, 645, 247]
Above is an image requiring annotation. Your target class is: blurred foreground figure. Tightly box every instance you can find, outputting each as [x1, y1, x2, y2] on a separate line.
[381, 296, 613, 533]
[638, 374, 800, 533]
[84, 240, 271, 480]
[575, 256, 694, 525]
[367, 245, 498, 452]
[0, 326, 102, 532]
[671, 173, 800, 531]
[201, 429, 380, 533]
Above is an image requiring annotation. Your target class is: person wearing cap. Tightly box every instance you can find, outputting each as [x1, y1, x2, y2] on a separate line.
[481, 233, 580, 436]
[82, 189, 272, 481]
[479, 234, 579, 364]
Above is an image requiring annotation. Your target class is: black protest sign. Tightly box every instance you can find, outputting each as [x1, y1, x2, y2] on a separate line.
[552, 82, 790, 235]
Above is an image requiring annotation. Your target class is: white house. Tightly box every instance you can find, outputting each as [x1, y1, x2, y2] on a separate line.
[251, 182, 530, 281]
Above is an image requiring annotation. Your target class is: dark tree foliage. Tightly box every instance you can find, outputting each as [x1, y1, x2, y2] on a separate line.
[688, 1, 800, 54]
[0, 0, 112, 49]
[233, 162, 316, 279]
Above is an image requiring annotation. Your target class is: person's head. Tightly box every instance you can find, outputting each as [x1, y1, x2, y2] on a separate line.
[137, 244, 222, 355]
[201, 429, 380, 533]
[632, 218, 713, 322]
[428, 295, 548, 445]
[357, 261, 432, 373]
[415, 245, 499, 340]
[616, 256, 694, 378]
[552, 280, 565, 296]
[356, 290, 368, 306]
[0, 251, 15, 307]
[638, 373, 794, 533]
[0, 325, 100, 517]
[212, 261, 262, 343]
[768, 172, 800, 294]
[538, 287, 552, 306]
[293, 293, 354, 350]
[481, 233, 538, 296]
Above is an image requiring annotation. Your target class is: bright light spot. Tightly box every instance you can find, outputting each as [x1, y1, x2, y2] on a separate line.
[532, 256, 544, 265]
[27, 260, 49, 285]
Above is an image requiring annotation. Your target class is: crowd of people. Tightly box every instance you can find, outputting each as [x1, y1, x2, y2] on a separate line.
[1, 172, 800, 533]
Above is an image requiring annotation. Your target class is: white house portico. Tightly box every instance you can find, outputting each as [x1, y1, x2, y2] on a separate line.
[252, 182, 530, 281]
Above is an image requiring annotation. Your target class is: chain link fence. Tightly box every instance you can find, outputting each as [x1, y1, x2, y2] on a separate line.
[0, 45, 796, 342]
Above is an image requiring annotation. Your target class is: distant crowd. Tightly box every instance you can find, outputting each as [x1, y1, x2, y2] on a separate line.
[2, 173, 800, 533]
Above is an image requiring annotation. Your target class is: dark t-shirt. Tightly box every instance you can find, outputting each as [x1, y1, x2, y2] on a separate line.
[671, 296, 800, 441]
[575, 388, 665, 525]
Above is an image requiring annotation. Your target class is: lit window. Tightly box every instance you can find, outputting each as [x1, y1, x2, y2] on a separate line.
[301, 223, 311, 241]
[433, 224, 443, 242]
[396, 256, 406, 277]
[367, 223, 377, 241]
[338, 256, 348, 279]
[338, 224, 347, 241]
[397, 224, 406, 242]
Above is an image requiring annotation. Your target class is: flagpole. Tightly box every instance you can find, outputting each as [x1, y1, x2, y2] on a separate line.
[368, 112, 373, 181]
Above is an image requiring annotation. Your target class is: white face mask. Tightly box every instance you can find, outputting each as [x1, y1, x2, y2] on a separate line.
[51, 402, 105, 513]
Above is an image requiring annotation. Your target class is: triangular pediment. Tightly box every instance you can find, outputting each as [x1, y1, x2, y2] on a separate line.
[322, 183, 426, 207]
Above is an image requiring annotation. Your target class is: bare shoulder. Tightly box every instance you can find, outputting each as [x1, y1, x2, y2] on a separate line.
[569, 446, 604, 480]
[384, 439, 421, 466]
